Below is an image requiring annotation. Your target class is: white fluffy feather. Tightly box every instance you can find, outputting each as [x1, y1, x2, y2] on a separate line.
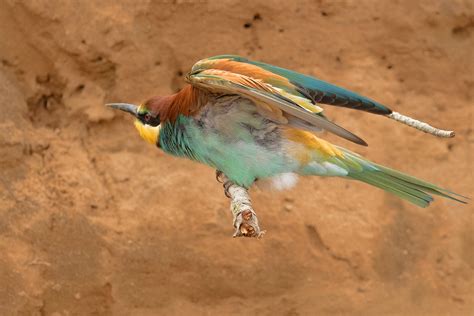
[255, 173, 299, 191]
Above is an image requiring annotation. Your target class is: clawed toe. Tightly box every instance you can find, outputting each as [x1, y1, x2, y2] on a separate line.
[215, 170, 224, 183]
[232, 209, 264, 238]
[223, 181, 233, 198]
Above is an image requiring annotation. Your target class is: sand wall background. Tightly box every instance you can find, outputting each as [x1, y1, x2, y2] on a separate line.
[0, 0, 473, 315]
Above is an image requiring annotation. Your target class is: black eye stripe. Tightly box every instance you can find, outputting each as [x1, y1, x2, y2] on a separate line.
[138, 112, 160, 126]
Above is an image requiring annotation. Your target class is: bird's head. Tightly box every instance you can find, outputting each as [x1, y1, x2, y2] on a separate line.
[107, 96, 169, 146]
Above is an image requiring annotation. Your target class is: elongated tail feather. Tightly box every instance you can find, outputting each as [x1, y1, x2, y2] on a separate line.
[340, 151, 468, 207]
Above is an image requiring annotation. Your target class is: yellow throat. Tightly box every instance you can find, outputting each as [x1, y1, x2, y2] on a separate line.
[134, 120, 160, 145]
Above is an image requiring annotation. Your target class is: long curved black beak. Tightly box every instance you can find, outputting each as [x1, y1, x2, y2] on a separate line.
[106, 103, 138, 116]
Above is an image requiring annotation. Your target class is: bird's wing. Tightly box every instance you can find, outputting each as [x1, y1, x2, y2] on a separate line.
[186, 56, 379, 146]
[188, 55, 457, 143]
[190, 55, 392, 113]
[187, 68, 366, 145]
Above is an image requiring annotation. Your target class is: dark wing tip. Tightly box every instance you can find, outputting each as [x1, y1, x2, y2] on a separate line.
[345, 131, 368, 146]
[358, 137, 369, 146]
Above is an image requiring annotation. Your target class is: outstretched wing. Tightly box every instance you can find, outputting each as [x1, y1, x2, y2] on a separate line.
[186, 55, 383, 146]
[192, 55, 392, 115]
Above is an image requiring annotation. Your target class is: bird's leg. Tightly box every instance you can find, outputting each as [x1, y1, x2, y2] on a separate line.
[215, 170, 266, 238]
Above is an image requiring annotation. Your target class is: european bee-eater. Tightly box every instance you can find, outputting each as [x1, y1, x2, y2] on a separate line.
[108, 55, 466, 208]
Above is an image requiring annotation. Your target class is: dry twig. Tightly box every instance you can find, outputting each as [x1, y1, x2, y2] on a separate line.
[388, 112, 455, 138]
[216, 171, 265, 238]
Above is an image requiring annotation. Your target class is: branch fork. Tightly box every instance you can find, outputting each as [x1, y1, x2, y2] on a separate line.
[216, 171, 265, 238]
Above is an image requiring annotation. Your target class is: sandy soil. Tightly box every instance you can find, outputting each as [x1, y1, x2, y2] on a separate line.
[0, 0, 473, 315]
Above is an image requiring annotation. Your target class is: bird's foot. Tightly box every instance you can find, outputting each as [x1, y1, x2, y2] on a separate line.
[232, 209, 266, 238]
[216, 170, 265, 238]
[216, 170, 232, 198]
[215, 170, 225, 183]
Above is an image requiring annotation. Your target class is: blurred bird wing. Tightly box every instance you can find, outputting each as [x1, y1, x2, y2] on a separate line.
[187, 66, 368, 146]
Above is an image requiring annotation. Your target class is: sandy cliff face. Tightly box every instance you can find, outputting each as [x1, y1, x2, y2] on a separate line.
[0, 1, 472, 315]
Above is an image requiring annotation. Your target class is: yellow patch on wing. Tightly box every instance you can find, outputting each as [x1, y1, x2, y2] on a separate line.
[134, 120, 160, 145]
[284, 128, 344, 162]
[274, 87, 323, 113]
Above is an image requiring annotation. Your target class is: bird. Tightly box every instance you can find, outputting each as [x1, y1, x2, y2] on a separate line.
[107, 55, 466, 208]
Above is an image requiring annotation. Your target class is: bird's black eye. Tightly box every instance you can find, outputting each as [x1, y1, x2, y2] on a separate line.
[144, 113, 152, 122]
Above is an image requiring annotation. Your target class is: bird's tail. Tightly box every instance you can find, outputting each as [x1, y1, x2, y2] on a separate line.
[339, 149, 467, 207]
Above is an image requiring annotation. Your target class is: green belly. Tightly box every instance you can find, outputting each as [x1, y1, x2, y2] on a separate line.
[158, 114, 297, 187]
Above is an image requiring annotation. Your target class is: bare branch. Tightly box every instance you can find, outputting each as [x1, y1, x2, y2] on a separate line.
[216, 171, 266, 238]
[388, 111, 455, 138]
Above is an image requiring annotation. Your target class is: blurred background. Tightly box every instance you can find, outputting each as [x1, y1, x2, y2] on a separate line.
[0, 0, 472, 315]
